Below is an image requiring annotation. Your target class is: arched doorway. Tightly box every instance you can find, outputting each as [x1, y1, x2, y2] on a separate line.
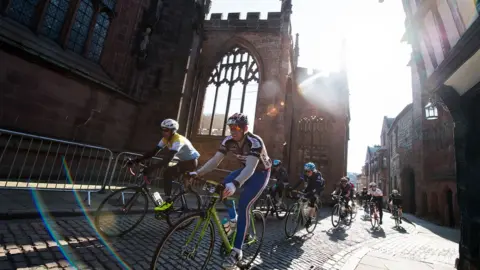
[400, 168, 416, 214]
[407, 170, 416, 214]
[445, 188, 455, 228]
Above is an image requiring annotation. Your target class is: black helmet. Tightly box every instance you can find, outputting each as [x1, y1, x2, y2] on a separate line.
[226, 113, 249, 127]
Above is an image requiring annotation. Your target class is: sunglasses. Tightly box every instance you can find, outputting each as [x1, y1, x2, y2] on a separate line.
[304, 170, 312, 173]
[162, 129, 171, 132]
[228, 125, 242, 132]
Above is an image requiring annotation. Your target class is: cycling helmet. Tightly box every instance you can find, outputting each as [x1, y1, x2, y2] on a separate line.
[273, 159, 282, 167]
[226, 113, 249, 127]
[161, 119, 179, 132]
[304, 162, 316, 171]
[392, 189, 399, 194]
[369, 182, 377, 187]
[340, 177, 348, 182]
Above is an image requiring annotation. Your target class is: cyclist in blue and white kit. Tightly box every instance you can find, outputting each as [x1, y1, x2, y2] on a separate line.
[190, 113, 271, 269]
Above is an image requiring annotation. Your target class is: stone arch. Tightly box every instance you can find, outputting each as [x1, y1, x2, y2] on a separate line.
[430, 192, 439, 220]
[421, 191, 428, 216]
[195, 40, 263, 136]
[443, 185, 456, 227]
[400, 167, 416, 213]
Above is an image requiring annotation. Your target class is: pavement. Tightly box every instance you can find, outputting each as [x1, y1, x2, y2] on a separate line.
[0, 189, 460, 270]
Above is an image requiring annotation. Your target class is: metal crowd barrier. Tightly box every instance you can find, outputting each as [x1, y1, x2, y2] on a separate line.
[0, 128, 113, 205]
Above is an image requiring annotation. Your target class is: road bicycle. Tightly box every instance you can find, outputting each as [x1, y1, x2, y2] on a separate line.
[150, 179, 265, 270]
[331, 194, 352, 228]
[94, 159, 201, 237]
[255, 180, 288, 220]
[284, 190, 319, 238]
[391, 204, 402, 228]
[369, 199, 381, 229]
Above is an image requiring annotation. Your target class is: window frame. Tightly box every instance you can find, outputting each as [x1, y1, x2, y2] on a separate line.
[2, 0, 116, 61]
[197, 46, 261, 137]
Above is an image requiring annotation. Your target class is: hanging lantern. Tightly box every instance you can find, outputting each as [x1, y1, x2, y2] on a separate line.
[425, 102, 438, 120]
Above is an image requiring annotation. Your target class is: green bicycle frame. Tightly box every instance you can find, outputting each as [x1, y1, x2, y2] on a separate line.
[182, 195, 257, 255]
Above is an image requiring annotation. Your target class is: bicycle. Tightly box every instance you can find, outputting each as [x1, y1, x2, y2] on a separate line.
[94, 159, 201, 237]
[331, 194, 352, 228]
[391, 204, 402, 228]
[150, 179, 265, 270]
[369, 199, 380, 229]
[255, 180, 288, 220]
[284, 190, 319, 238]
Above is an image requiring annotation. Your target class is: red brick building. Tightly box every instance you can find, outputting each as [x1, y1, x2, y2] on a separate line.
[0, 1, 349, 195]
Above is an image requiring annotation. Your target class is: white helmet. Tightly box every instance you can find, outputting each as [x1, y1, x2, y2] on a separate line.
[369, 182, 377, 188]
[161, 119, 179, 132]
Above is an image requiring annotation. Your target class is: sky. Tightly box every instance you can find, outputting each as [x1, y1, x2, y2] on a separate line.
[210, 0, 413, 173]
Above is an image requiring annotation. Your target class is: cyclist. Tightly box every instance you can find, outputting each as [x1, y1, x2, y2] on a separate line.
[270, 159, 290, 206]
[128, 119, 200, 211]
[389, 189, 403, 223]
[189, 113, 271, 269]
[346, 177, 356, 208]
[298, 162, 325, 227]
[332, 177, 352, 212]
[368, 182, 384, 225]
[360, 186, 369, 208]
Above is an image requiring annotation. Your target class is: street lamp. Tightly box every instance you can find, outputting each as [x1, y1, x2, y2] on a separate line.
[425, 102, 438, 120]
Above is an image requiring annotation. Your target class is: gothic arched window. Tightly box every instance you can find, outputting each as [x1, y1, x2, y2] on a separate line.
[198, 47, 260, 136]
[5, 0, 115, 63]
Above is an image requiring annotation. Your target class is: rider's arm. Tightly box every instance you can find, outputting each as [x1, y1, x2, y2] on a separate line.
[232, 155, 259, 187]
[196, 152, 225, 177]
[137, 143, 162, 162]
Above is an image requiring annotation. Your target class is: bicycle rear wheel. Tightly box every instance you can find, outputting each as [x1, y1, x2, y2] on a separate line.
[331, 204, 341, 228]
[150, 213, 215, 270]
[166, 190, 201, 228]
[94, 187, 148, 238]
[284, 203, 300, 238]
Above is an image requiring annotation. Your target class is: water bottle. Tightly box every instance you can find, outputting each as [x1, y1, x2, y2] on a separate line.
[153, 192, 164, 205]
[222, 218, 231, 236]
[303, 205, 310, 217]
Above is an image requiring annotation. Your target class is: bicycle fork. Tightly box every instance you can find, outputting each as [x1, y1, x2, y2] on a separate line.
[181, 213, 211, 259]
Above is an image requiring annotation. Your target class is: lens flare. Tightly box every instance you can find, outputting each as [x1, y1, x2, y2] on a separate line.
[31, 156, 131, 269]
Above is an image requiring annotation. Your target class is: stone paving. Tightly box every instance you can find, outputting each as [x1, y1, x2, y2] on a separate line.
[0, 200, 459, 270]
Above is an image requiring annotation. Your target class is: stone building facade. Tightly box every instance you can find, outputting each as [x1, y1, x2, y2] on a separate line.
[0, 0, 203, 152]
[387, 103, 414, 213]
[0, 0, 349, 195]
[398, 0, 479, 267]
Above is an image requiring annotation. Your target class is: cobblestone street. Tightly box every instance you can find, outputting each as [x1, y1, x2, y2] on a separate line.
[0, 208, 458, 270]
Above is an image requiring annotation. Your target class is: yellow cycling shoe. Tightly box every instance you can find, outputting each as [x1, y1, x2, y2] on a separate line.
[154, 201, 173, 212]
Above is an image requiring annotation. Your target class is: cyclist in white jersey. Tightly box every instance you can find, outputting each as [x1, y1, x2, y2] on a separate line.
[190, 113, 271, 269]
[129, 119, 200, 210]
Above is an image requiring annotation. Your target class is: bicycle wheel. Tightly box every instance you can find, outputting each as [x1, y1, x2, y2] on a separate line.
[351, 204, 358, 219]
[166, 190, 202, 228]
[306, 205, 319, 233]
[370, 211, 378, 228]
[94, 187, 148, 238]
[150, 213, 215, 270]
[284, 203, 300, 238]
[331, 204, 341, 228]
[240, 209, 265, 269]
[344, 208, 353, 226]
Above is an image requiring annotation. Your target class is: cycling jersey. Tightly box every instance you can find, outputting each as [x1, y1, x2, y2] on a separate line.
[368, 188, 383, 197]
[157, 133, 200, 161]
[219, 132, 272, 170]
[303, 171, 325, 193]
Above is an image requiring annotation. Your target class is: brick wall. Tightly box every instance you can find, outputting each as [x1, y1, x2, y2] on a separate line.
[0, 0, 198, 153]
[190, 12, 292, 169]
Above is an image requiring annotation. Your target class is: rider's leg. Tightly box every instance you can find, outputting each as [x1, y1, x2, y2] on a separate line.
[222, 169, 269, 269]
[378, 199, 384, 223]
[162, 165, 179, 200]
[222, 169, 243, 222]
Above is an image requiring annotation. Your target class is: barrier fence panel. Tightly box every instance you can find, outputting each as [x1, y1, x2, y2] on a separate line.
[0, 128, 113, 205]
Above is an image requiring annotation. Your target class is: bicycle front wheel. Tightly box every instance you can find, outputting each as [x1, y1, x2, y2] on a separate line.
[306, 205, 319, 233]
[274, 200, 288, 220]
[150, 213, 215, 270]
[284, 203, 300, 238]
[94, 187, 148, 238]
[331, 204, 340, 228]
[371, 211, 378, 228]
[166, 190, 201, 228]
[240, 209, 265, 269]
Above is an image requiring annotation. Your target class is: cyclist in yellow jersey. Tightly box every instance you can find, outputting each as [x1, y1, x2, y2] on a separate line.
[129, 119, 200, 210]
